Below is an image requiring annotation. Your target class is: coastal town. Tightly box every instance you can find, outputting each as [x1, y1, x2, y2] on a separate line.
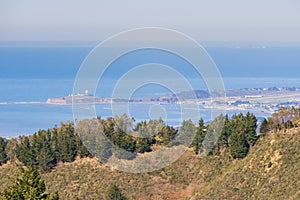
[46, 86, 300, 114]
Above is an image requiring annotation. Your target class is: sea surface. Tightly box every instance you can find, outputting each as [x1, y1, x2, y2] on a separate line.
[0, 45, 300, 136]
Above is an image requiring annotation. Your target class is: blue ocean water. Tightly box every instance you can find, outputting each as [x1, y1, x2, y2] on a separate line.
[0, 45, 299, 136]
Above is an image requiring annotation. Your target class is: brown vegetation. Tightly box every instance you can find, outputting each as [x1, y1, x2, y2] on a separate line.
[1, 127, 299, 199]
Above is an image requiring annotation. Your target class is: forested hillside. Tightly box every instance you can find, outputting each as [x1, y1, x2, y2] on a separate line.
[0, 108, 299, 199]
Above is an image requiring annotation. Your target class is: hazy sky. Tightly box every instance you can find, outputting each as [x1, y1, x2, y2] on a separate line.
[1, 0, 300, 41]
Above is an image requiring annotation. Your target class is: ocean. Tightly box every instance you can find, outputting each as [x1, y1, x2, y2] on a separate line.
[0, 45, 300, 136]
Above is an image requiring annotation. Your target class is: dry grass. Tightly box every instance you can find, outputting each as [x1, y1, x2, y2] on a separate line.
[0, 128, 299, 200]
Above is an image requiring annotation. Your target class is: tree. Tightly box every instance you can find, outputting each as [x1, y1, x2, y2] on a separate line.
[229, 131, 249, 159]
[5, 138, 17, 161]
[245, 112, 258, 146]
[0, 137, 8, 165]
[106, 183, 128, 200]
[1, 166, 59, 200]
[50, 128, 59, 162]
[135, 121, 152, 153]
[191, 118, 206, 154]
[202, 115, 225, 155]
[161, 125, 177, 145]
[135, 138, 151, 153]
[217, 114, 231, 149]
[57, 123, 76, 162]
[76, 119, 113, 163]
[35, 130, 56, 173]
[177, 120, 196, 147]
[260, 118, 269, 134]
[74, 133, 91, 158]
[15, 136, 37, 167]
[229, 114, 249, 159]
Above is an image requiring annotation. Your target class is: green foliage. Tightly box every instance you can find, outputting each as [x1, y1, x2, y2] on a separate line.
[135, 138, 151, 153]
[79, 116, 178, 160]
[35, 130, 56, 173]
[4, 112, 261, 170]
[76, 119, 112, 163]
[4, 138, 17, 161]
[260, 118, 269, 134]
[217, 114, 230, 149]
[106, 183, 128, 200]
[14, 123, 91, 172]
[244, 112, 258, 146]
[229, 113, 250, 159]
[178, 120, 196, 147]
[75, 133, 91, 158]
[57, 123, 77, 162]
[191, 118, 206, 154]
[6, 108, 296, 173]
[229, 130, 249, 159]
[1, 117, 299, 199]
[202, 112, 258, 159]
[1, 166, 59, 200]
[203, 115, 225, 155]
[268, 161, 273, 168]
[0, 137, 8, 165]
[160, 125, 178, 145]
[16, 136, 37, 167]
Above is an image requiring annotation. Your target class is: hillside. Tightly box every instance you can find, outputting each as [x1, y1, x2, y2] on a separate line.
[0, 127, 299, 199]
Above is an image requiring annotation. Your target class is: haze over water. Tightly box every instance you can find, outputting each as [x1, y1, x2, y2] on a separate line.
[0, 44, 300, 136]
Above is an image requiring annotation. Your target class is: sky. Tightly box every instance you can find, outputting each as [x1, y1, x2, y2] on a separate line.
[0, 0, 300, 41]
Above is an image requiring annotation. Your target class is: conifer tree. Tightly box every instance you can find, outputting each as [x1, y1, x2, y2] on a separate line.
[178, 120, 196, 147]
[106, 183, 128, 200]
[16, 136, 37, 167]
[135, 138, 151, 153]
[4, 138, 17, 161]
[36, 130, 56, 173]
[245, 112, 258, 146]
[161, 125, 177, 145]
[217, 114, 231, 149]
[1, 166, 59, 200]
[0, 137, 8, 165]
[229, 113, 250, 159]
[202, 115, 224, 155]
[50, 128, 59, 161]
[229, 131, 249, 159]
[74, 133, 91, 158]
[260, 118, 269, 134]
[57, 123, 76, 162]
[191, 118, 206, 154]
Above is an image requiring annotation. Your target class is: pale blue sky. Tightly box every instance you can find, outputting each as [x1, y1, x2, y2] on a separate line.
[1, 0, 300, 41]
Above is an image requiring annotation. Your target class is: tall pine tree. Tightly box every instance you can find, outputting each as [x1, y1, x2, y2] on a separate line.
[1, 166, 59, 200]
[245, 112, 258, 146]
[260, 118, 269, 134]
[229, 114, 250, 159]
[0, 137, 8, 165]
[191, 118, 206, 154]
[106, 183, 128, 200]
